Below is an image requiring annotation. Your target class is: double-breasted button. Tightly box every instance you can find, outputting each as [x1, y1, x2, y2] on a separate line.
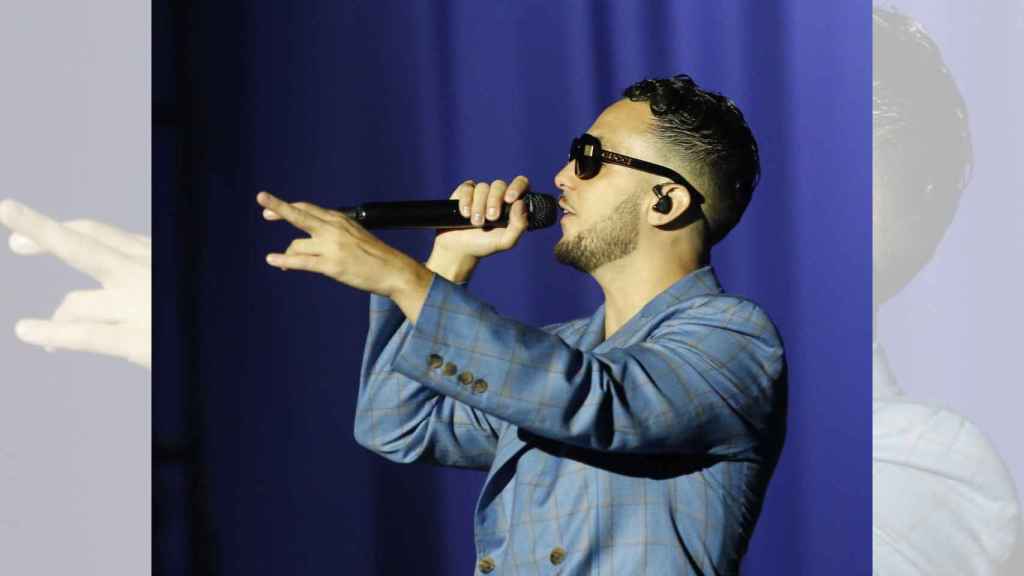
[458, 371, 475, 386]
[427, 354, 443, 370]
[442, 362, 458, 377]
[477, 556, 496, 574]
[549, 546, 566, 565]
[471, 378, 489, 394]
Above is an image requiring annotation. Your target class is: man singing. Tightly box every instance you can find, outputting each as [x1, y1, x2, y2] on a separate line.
[258, 74, 786, 575]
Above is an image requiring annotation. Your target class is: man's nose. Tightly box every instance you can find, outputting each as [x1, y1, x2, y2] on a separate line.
[554, 160, 575, 191]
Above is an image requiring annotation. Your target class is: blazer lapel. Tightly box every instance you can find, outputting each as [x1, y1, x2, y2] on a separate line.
[475, 266, 724, 511]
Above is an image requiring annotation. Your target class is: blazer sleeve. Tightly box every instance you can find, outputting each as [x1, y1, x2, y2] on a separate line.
[353, 290, 512, 470]
[390, 274, 787, 458]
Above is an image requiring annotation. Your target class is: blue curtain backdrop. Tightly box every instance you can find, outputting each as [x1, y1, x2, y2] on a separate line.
[153, 1, 871, 574]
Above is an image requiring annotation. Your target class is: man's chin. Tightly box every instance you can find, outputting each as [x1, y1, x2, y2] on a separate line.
[553, 237, 589, 273]
[554, 230, 573, 250]
[553, 234, 575, 257]
[553, 253, 586, 273]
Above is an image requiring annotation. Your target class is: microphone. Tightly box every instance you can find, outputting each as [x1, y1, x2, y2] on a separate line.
[339, 192, 558, 230]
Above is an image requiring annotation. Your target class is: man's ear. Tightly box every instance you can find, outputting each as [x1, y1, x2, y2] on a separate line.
[646, 183, 693, 227]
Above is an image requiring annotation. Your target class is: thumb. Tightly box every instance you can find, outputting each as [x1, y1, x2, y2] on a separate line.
[496, 200, 528, 250]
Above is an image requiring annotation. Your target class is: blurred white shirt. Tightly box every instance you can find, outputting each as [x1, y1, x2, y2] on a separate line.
[873, 343, 1020, 574]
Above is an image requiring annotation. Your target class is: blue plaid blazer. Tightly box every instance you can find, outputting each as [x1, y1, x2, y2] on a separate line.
[355, 266, 787, 575]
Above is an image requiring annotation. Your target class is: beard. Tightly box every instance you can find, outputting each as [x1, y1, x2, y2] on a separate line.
[554, 188, 643, 273]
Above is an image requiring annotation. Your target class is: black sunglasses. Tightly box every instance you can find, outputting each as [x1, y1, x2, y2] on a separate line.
[569, 133, 702, 201]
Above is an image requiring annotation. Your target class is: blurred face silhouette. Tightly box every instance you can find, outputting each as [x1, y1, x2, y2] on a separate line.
[552, 100, 662, 273]
[872, 8, 971, 306]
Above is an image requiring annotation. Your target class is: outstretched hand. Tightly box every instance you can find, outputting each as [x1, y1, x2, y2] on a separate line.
[257, 191, 432, 323]
[0, 199, 152, 369]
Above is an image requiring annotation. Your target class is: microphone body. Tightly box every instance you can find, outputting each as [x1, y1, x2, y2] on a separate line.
[339, 192, 557, 230]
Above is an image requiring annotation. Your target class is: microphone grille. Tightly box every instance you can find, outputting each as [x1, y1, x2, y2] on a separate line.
[524, 193, 558, 230]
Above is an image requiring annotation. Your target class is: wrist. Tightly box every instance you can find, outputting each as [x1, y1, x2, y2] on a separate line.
[389, 259, 433, 324]
[425, 246, 478, 285]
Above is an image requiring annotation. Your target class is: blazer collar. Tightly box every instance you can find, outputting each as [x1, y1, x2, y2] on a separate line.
[873, 342, 903, 399]
[576, 265, 724, 352]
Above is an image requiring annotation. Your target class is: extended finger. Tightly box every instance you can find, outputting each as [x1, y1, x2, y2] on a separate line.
[486, 180, 507, 222]
[15, 318, 146, 366]
[52, 289, 130, 323]
[452, 180, 475, 218]
[470, 182, 489, 226]
[65, 220, 149, 254]
[504, 175, 530, 203]
[0, 199, 126, 282]
[300, 202, 348, 221]
[263, 201, 345, 222]
[9, 219, 148, 257]
[256, 192, 326, 234]
[265, 252, 327, 274]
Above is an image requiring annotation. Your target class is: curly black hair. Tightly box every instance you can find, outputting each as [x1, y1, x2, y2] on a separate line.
[624, 74, 760, 245]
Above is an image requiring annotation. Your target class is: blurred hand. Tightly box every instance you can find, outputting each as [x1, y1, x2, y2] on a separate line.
[0, 199, 151, 369]
[426, 176, 530, 283]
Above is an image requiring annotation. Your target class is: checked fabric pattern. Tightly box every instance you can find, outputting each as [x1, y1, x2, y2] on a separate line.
[354, 266, 787, 575]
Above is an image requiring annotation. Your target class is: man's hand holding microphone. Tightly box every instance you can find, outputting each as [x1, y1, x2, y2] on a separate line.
[425, 175, 531, 284]
[258, 175, 533, 322]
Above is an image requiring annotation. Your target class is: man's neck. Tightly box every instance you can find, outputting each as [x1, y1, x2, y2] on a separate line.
[593, 249, 707, 340]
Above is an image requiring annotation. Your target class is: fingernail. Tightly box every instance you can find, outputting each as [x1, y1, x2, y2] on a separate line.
[461, 206, 469, 217]
[15, 320, 31, 339]
[10, 233, 33, 252]
[487, 207, 497, 219]
[473, 212, 482, 225]
[266, 254, 280, 265]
